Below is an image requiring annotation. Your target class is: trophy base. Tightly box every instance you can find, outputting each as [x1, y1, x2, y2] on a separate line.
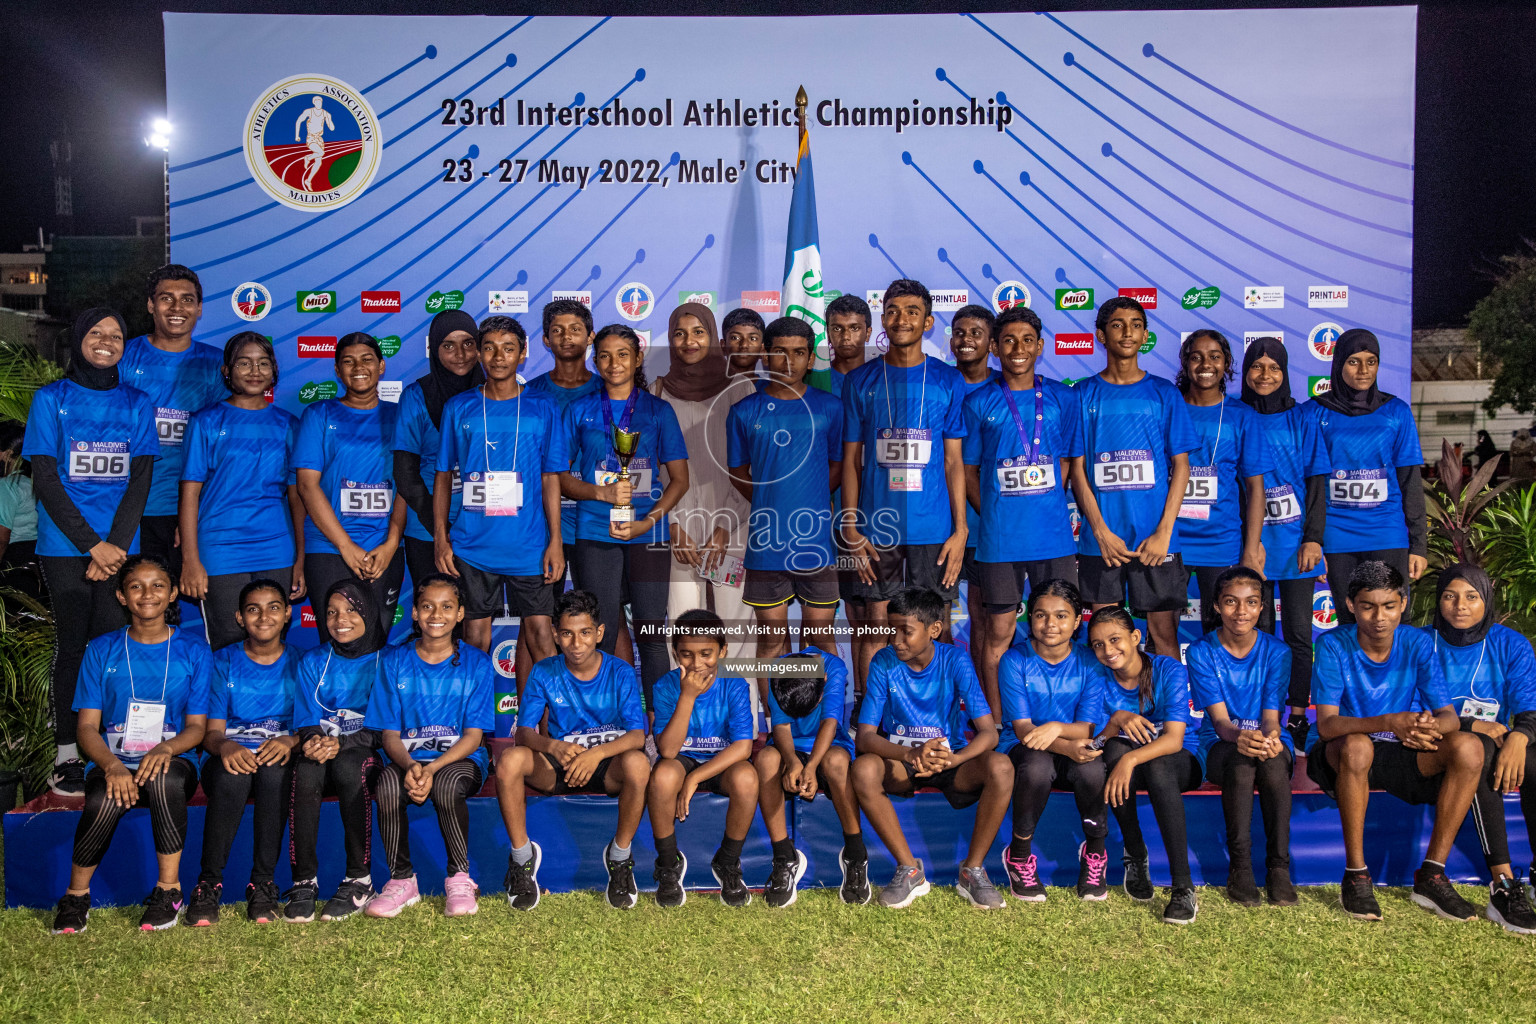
[610, 505, 635, 524]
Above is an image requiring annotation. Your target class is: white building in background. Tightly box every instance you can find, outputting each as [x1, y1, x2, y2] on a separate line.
[1409, 326, 1531, 461]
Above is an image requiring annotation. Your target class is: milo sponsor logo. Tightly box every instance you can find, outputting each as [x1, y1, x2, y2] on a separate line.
[1308, 376, 1331, 397]
[297, 290, 336, 312]
[1055, 288, 1093, 310]
[425, 290, 465, 313]
[298, 380, 338, 404]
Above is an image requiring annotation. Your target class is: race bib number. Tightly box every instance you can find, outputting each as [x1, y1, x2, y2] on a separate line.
[681, 735, 728, 756]
[154, 407, 189, 446]
[449, 470, 463, 495]
[226, 718, 289, 750]
[68, 441, 130, 481]
[1177, 466, 1219, 520]
[876, 428, 933, 468]
[1236, 718, 1262, 732]
[319, 708, 366, 737]
[995, 456, 1055, 496]
[340, 480, 391, 518]
[464, 471, 523, 516]
[886, 725, 945, 749]
[1369, 731, 1400, 743]
[1093, 449, 1155, 491]
[122, 701, 168, 754]
[697, 554, 745, 588]
[563, 728, 622, 750]
[1460, 698, 1499, 723]
[596, 458, 654, 498]
[1328, 469, 1388, 509]
[402, 725, 461, 755]
[887, 466, 923, 492]
[1263, 483, 1302, 525]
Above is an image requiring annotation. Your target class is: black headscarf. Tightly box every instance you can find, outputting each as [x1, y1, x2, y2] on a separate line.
[324, 579, 385, 659]
[1316, 328, 1390, 416]
[67, 307, 127, 391]
[1239, 335, 1293, 415]
[1433, 562, 1495, 647]
[417, 310, 483, 428]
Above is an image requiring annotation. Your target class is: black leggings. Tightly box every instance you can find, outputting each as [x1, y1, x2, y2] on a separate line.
[1008, 746, 1108, 842]
[72, 757, 198, 868]
[288, 745, 379, 882]
[40, 555, 127, 745]
[1259, 577, 1319, 710]
[1469, 732, 1513, 871]
[1185, 563, 1227, 628]
[1103, 739, 1202, 888]
[140, 514, 183, 581]
[572, 539, 670, 708]
[1206, 741, 1293, 874]
[199, 756, 292, 886]
[1324, 548, 1408, 626]
[304, 550, 405, 646]
[373, 759, 483, 879]
[403, 537, 435, 600]
[201, 566, 293, 651]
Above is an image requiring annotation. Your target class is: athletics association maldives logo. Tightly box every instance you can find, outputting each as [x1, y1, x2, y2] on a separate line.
[991, 281, 1030, 312]
[231, 282, 271, 322]
[493, 638, 517, 680]
[1313, 589, 1338, 630]
[616, 282, 654, 322]
[244, 75, 382, 212]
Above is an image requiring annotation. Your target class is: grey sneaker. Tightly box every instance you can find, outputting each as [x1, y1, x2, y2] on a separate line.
[956, 866, 1005, 910]
[878, 861, 931, 909]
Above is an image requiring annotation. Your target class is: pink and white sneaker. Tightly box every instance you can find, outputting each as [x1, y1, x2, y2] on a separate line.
[443, 872, 479, 917]
[1001, 848, 1047, 902]
[364, 876, 421, 919]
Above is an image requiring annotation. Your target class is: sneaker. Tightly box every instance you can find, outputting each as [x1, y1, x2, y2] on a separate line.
[838, 849, 871, 905]
[1487, 876, 1536, 935]
[878, 861, 930, 909]
[48, 759, 86, 798]
[1077, 842, 1109, 901]
[1341, 869, 1382, 921]
[505, 843, 543, 911]
[246, 880, 281, 924]
[1120, 848, 1152, 902]
[1411, 867, 1477, 922]
[1267, 866, 1298, 906]
[604, 853, 638, 910]
[138, 886, 183, 931]
[711, 853, 752, 908]
[364, 876, 421, 919]
[443, 872, 479, 917]
[51, 892, 90, 935]
[1286, 715, 1310, 754]
[186, 881, 221, 927]
[764, 850, 808, 908]
[282, 879, 319, 923]
[655, 851, 688, 908]
[1163, 886, 1199, 925]
[1226, 865, 1261, 908]
[957, 866, 1006, 910]
[320, 878, 374, 922]
[1001, 849, 1046, 902]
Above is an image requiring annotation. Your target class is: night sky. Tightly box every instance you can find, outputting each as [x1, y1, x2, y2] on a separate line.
[3, 0, 1532, 327]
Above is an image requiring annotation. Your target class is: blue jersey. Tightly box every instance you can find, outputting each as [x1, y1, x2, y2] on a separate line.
[1102, 654, 1202, 761]
[73, 627, 212, 768]
[859, 642, 991, 751]
[563, 388, 687, 545]
[1185, 630, 1294, 761]
[842, 356, 969, 547]
[208, 644, 297, 749]
[727, 386, 843, 571]
[962, 376, 1082, 563]
[518, 650, 646, 747]
[652, 670, 755, 759]
[118, 337, 226, 516]
[181, 401, 298, 576]
[1425, 624, 1536, 730]
[291, 399, 399, 555]
[22, 379, 159, 557]
[1312, 625, 1450, 727]
[765, 648, 855, 755]
[827, 367, 848, 401]
[527, 372, 602, 544]
[997, 642, 1107, 753]
[1253, 405, 1330, 580]
[1175, 397, 1272, 567]
[391, 382, 461, 543]
[1073, 373, 1199, 556]
[292, 644, 382, 737]
[439, 386, 568, 575]
[368, 642, 495, 773]
[1304, 397, 1422, 553]
[959, 373, 999, 543]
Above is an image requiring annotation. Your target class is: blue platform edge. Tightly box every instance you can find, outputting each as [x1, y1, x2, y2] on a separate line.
[6, 791, 1529, 909]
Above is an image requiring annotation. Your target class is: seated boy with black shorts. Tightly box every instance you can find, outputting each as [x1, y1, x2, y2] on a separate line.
[494, 589, 651, 910]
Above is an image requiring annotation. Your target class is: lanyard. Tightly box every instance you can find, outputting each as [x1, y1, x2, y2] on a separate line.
[1198, 398, 1225, 472]
[480, 385, 521, 474]
[998, 376, 1045, 465]
[314, 648, 382, 715]
[1435, 634, 1490, 702]
[883, 356, 929, 433]
[600, 387, 640, 467]
[124, 628, 172, 704]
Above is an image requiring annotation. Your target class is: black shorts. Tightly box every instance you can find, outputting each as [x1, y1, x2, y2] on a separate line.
[537, 750, 615, 795]
[673, 753, 729, 795]
[914, 762, 983, 809]
[766, 741, 851, 791]
[455, 557, 554, 621]
[743, 565, 840, 609]
[963, 547, 981, 588]
[851, 542, 960, 603]
[1305, 738, 1443, 805]
[546, 542, 576, 609]
[976, 554, 1080, 611]
[1078, 552, 1187, 614]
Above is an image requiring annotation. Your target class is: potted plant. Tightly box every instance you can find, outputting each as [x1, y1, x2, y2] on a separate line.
[0, 589, 54, 810]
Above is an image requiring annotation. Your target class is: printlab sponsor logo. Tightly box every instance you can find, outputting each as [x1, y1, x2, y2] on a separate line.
[991, 281, 1030, 311]
[616, 282, 655, 321]
[297, 336, 336, 358]
[1055, 288, 1093, 311]
[1054, 332, 1094, 355]
[1308, 322, 1343, 361]
[551, 290, 592, 306]
[1308, 376, 1331, 397]
[929, 289, 969, 312]
[1243, 285, 1285, 309]
[488, 290, 529, 314]
[1119, 287, 1157, 309]
[740, 290, 780, 314]
[1182, 286, 1220, 310]
[376, 335, 402, 357]
[1308, 285, 1349, 309]
[232, 281, 271, 322]
[493, 639, 518, 680]
[1313, 589, 1338, 630]
[1244, 331, 1282, 348]
[378, 381, 403, 403]
[297, 290, 336, 313]
[243, 74, 382, 212]
[425, 290, 465, 313]
[360, 290, 401, 314]
[678, 290, 716, 308]
[298, 380, 338, 404]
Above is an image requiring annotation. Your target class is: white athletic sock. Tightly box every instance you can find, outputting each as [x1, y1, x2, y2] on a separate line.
[54, 743, 78, 765]
[608, 840, 633, 862]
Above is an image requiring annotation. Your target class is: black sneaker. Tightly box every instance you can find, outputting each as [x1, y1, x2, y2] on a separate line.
[504, 843, 543, 912]
[1163, 886, 1199, 925]
[1286, 715, 1310, 755]
[604, 853, 638, 910]
[839, 848, 871, 905]
[1341, 869, 1381, 921]
[186, 881, 221, 927]
[655, 851, 687, 908]
[1226, 865, 1261, 908]
[51, 892, 90, 935]
[764, 850, 808, 908]
[48, 759, 86, 798]
[138, 886, 183, 931]
[1267, 866, 1298, 906]
[320, 878, 374, 921]
[1488, 876, 1536, 935]
[282, 879, 318, 923]
[1411, 867, 1477, 922]
[712, 853, 752, 908]
[246, 880, 281, 924]
[1121, 849, 1152, 902]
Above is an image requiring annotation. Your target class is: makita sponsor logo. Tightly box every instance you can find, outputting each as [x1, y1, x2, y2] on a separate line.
[1118, 287, 1156, 308]
[361, 291, 401, 313]
[298, 336, 336, 358]
[1054, 332, 1094, 355]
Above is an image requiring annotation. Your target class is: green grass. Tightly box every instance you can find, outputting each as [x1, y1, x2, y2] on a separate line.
[3, 885, 1536, 1024]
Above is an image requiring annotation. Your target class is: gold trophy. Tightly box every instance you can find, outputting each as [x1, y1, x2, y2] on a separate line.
[609, 424, 641, 524]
